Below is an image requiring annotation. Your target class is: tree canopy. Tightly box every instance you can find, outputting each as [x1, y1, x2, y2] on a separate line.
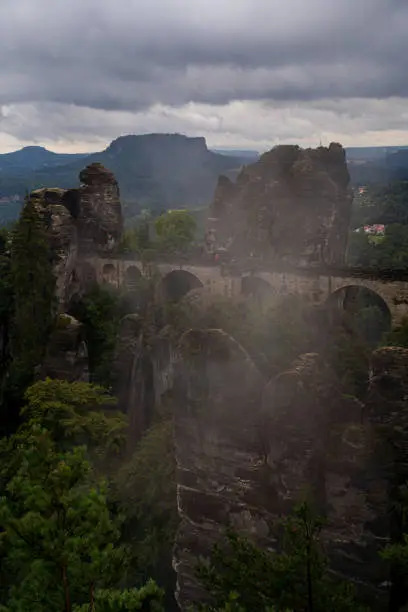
[0, 378, 163, 612]
[154, 209, 196, 253]
[198, 503, 365, 612]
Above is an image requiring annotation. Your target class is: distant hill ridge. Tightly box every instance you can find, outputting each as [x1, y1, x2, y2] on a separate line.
[0, 134, 247, 217]
[3, 136, 408, 224]
[0, 146, 88, 171]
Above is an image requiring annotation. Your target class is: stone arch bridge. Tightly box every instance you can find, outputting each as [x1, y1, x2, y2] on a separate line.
[83, 257, 408, 325]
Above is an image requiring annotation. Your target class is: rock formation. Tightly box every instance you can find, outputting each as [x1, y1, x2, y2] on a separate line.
[25, 163, 123, 384]
[113, 314, 154, 445]
[172, 329, 269, 609]
[113, 314, 183, 448]
[263, 352, 388, 608]
[77, 163, 123, 255]
[209, 143, 353, 266]
[366, 346, 408, 504]
[366, 347, 408, 609]
[30, 187, 79, 306]
[41, 313, 89, 382]
[170, 339, 391, 610]
[108, 288, 387, 608]
[29, 163, 123, 309]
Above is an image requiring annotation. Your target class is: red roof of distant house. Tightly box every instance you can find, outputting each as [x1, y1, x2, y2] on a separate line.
[363, 224, 385, 234]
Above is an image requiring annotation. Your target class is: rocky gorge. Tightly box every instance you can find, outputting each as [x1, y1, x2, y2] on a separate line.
[3, 143, 408, 610]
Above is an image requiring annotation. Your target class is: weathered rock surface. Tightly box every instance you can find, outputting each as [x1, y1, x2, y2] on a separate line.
[150, 326, 180, 411]
[367, 346, 408, 426]
[27, 163, 123, 309]
[30, 187, 79, 305]
[262, 352, 388, 608]
[366, 346, 408, 496]
[41, 313, 89, 382]
[209, 143, 352, 266]
[24, 165, 122, 390]
[366, 347, 408, 609]
[171, 343, 390, 610]
[172, 329, 268, 610]
[113, 315, 182, 450]
[77, 163, 123, 255]
[113, 314, 154, 446]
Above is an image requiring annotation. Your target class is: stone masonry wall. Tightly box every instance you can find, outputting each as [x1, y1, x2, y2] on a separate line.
[91, 258, 408, 324]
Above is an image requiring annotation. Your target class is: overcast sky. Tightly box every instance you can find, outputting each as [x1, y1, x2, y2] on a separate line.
[0, 0, 407, 153]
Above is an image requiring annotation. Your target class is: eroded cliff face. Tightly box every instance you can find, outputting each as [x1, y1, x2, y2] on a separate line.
[110, 286, 392, 608]
[113, 314, 155, 446]
[77, 163, 123, 255]
[366, 347, 408, 609]
[41, 313, 89, 382]
[172, 329, 270, 609]
[27, 163, 123, 383]
[263, 352, 388, 608]
[28, 163, 123, 309]
[113, 314, 182, 451]
[30, 187, 79, 305]
[170, 341, 390, 610]
[209, 142, 352, 266]
[366, 346, 408, 506]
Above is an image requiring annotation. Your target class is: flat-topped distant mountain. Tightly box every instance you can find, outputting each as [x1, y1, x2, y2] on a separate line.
[0, 134, 247, 218]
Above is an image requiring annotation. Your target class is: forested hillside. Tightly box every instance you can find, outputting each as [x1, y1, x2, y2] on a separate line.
[0, 135, 245, 221]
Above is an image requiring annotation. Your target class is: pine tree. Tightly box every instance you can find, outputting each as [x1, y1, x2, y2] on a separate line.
[0, 427, 164, 611]
[197, 503, 366, 612]
[0, 229, 15, 434]
[8, 196, 56, 396]
[21, 378, 126, 454]
[0, 379, 163, 612]
[0, 243, 13, 379]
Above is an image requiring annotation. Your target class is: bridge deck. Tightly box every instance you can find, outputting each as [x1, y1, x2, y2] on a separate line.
[100, 253, 408, 282]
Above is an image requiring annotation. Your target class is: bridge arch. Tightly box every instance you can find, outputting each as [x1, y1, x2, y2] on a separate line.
[102, 263, 118, 286]
[79, 262, 97, 287]
[124, 265, 142, 290]
[159, 269, 203, 302]
[241, 275, 276, 302]
[327, 284, 392, 344]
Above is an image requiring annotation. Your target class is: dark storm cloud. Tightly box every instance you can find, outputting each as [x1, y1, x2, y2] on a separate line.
[0, 0, 407, 112]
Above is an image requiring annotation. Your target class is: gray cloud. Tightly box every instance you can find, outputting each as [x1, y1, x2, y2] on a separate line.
[0, 0, 407, 111]
[3, 97, 408, 153]
[0, 0, 407, 149]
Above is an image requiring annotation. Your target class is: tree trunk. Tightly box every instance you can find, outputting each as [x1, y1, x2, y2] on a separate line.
[89, 581, 95, 612]
[62, 564, 71, 612]
[307, 543, 313, 612]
